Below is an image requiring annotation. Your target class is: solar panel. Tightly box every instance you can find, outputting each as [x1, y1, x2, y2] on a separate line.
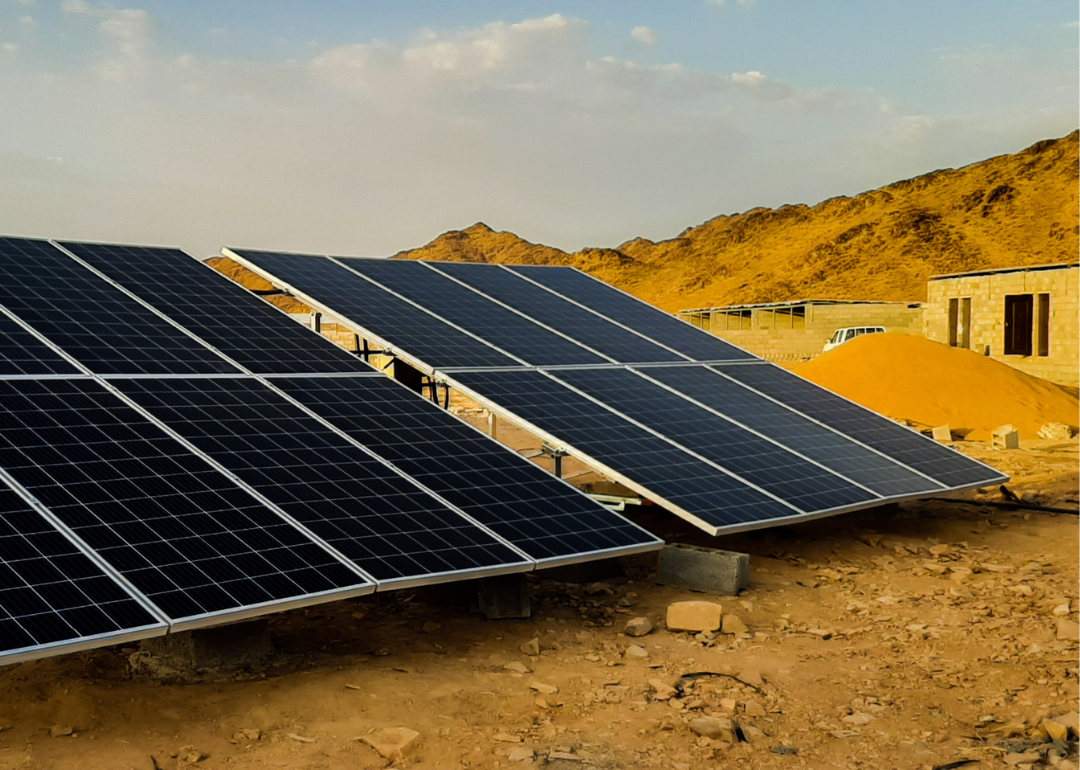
[448, 369, 799, 531]
[338, 259, 606, 366]
[507, 265, 755, 361]
[0, 313, 81, 377]
[58, 242, 372, 375]
[114, 377, 531, 582]
[0, 485, 164, 663]
[0, 378, 370, 623]
[272, 375, 661, 562]
[637, 365, 944, 498]
[426, 262, 686, 364]
[226, 250, 517, 370]
[549, 367, 878, 512]
[714, 363, 1007, 489]
[0, 237, 239, 376]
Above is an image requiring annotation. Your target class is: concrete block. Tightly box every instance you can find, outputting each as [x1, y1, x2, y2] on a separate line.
[992, 424, 1020, 449]
[477, 574, 531, 620]
[135, 619, 272, 675]
[931, 424, 952, 442]
[656, 544, 750, 595]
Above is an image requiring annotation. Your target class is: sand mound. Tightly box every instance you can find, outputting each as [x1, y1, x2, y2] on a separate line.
[794, 333, 1079, 441]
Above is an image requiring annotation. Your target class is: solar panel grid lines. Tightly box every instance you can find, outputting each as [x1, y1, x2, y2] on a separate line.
[712, 363, 1009, 489]
[0, 309, 82, 378]
[422, 261, 688, 365]
[0, 378, 375, 627]
[665, 364, 949, 496]
[504, 265, 756, 362]
[444, 368, 800, 535]
[336, 258, 607, 367]
[272, 375, 662, 564]
[113, 377, 535, 587]
[223, 249, 518, 371]
[0, 237, 240, 376]
[57, 241, 373, 376]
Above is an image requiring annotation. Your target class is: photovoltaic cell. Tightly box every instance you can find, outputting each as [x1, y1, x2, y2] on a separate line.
[715, 364, 1006, 488]
[427, 262, 685, 364]
[640, 365, 942, 498]
[273, 375, 661, 561]
[0, 237, 239, 376]
[59, 242, 372, 375]
[114, 377, 528, 581]
[507, 265, 754, 361]
[228, 250, 517, 369]
[549, 368, 876, 512]
[339, 259, 606, 366]
[0, 314, 80, 377]
[0, 378, 366, 622]
[449, 369, 798, 529]
[0, 486, 162, 659]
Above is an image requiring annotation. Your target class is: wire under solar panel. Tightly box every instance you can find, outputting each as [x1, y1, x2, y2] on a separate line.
[0, 237, 239, 376]
[640, 365, 943, 498]
[339, 259, 606, 366]
[507, 265, 755, 362]
[715, 363, 1007, 489]
[272, 375, 660, 562]
[0, 314, 81, 377]
[0, 379, 367, 622]
[427, 262, 686, 364]
[59, 242, 372, 375]
[449, 369, 798, 530]
[228, 250, 517, 370]
[549, 368, 876, 512]
[0, 486, 163, 661]
[114, 377, 529, 582]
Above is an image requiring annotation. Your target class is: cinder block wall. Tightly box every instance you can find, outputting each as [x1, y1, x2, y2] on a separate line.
[923, 266, 1078, 386]
[684, 304, 923, 362]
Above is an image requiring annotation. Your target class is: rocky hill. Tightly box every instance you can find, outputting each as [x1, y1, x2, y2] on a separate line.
[393, 131, 1078, 312]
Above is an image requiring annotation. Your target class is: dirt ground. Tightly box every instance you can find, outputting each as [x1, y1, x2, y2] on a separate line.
[0, 431, 1076, 770]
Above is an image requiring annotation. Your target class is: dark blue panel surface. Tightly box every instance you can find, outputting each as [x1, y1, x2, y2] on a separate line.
[428, 262, 685, 364]
[229, 250, 516, 369]
[0, 238, 239, 375]
[0, 315, 80, 377]
[507, 265, 754, 361]
[274, 375, 660, 561]
[715, 364, 1006, 489]
[450, 369, 796, 529]
[60, 242, 372, 375]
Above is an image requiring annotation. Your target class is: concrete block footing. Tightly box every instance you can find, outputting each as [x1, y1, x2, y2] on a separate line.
[656, 544, 750, 595]
[477, 574, 531, 620]
[134, 619, 272, 675]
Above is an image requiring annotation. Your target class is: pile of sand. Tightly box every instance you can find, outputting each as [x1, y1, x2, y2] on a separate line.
[795, 333, 1079, 441]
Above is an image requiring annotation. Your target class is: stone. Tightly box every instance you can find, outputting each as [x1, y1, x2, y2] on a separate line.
[49, 725, 73, 738]
[744, 700, 766, 717]
[688, 717, 736, 742]
[656, 544, 750, 595]
[1047, 711, 1079, 738]
[507, 746, 535, 762]
[931, 424, 952, 442]
[1042, 718, 1069, 742]
[1038, 422, 1073, 440]
[494, 732, 522, 743]
[528, 680, 559, 695]
[741, 724, 765, 743]
[1004, 751, 1041, 766]
[737, 669, 764, 687]
[842, 712, 872, 726]
[721, 615, 748, 635]
[520, 638, 540, 656]
[1057, 619, 1080, 641]
[666, 601, 723, 633]
[648, 679, 677, 701]
[625, 617, 654, 637]
[359, 727, 421, 762]
[624, 644, 648, 659]
[1052, 603, 1071, 616]
[421, 621, 441, 633]
[286, 733, 315, 743]
[503, 661, 532, 674]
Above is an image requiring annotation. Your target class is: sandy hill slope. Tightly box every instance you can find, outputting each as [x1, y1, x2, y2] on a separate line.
[394, 131, 1078, 312]
[795, 333, 1079, 440]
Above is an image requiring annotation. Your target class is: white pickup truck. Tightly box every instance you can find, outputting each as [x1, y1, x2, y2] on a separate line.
[823, 326, 885, 353]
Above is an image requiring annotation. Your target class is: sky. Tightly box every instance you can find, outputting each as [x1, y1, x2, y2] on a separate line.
[0, 1, 1076, 258]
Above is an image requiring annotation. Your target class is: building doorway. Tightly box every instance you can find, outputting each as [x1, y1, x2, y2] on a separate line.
[1003, 294, 1033, 356]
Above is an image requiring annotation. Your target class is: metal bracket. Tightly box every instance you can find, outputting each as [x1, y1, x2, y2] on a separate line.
[541, 443, 569, 478]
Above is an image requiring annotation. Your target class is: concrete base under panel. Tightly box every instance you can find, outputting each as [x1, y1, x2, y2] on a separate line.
[537, 557, 624, 585]
[476, 574, 531, 620]
[131, 619, 272, 677]
[656, 544, 750, 595]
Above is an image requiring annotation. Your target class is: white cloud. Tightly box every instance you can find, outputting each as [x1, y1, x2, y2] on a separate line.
[18, 14, 35, 28]
[1, 42, 18, 53]
[61, 1, 153, 81]
[631, 26, 658, 46]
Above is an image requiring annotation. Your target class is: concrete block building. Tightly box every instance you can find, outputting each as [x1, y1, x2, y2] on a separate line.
[679, 300, 923, 363]
[923, 262, 1079, 386]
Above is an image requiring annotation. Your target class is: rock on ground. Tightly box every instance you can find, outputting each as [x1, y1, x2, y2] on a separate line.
[359, 727, 420, 762]
[666, 601, 723, 632]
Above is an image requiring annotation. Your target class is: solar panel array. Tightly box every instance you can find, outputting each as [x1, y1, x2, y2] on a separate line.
[227, 249, 1007, 537]
[0, 237, 661, 665]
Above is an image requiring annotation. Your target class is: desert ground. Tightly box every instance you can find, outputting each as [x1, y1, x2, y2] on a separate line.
[0, 415, 1075, 770]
